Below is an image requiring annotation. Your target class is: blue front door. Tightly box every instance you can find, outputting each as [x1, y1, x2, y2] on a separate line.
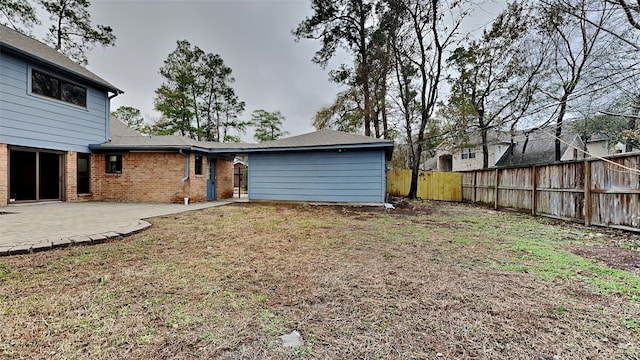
[207, 159, 216, 200]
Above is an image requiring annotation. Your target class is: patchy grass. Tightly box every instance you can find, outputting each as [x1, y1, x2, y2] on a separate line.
[0, 201, 639, 359]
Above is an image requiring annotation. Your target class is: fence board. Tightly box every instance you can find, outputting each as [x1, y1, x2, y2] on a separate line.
[386, 169, 461, 201]
[461, 153, 640, 232]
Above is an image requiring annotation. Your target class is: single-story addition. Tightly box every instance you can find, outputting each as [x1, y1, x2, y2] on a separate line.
[92, 121, 394, 204]
[88, 118, 237, 203]
[242, 130, 394, 203]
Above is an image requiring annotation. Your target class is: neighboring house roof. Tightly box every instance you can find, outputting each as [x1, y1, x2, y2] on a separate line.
[91, 120, 394, 155]
[0, 24, 121, 93]
[495, 129, 576, 167]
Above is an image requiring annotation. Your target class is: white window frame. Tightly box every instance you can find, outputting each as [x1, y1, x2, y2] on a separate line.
[461, 147, 476, 160]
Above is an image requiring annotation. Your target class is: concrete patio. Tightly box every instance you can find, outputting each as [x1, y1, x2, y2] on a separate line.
[0, 201, 232, 256]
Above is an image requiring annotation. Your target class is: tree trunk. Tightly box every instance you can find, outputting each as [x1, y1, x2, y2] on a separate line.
[373, 109, 381, 138]
[555, 94, 570, 162]
[481, 128, 489, 169]
[628, 95, 640, 152]
[408, 142, 423, 199]
[627, 118, 636, 152]
[358, 4, 371, 137]
[382, 102, 389, 139]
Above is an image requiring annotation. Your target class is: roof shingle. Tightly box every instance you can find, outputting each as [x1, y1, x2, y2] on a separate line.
[0, 24, 121, 93]
[97, 121, 393, 154]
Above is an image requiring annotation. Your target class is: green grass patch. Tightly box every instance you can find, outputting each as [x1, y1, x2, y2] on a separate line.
[496, 231, 640, 300]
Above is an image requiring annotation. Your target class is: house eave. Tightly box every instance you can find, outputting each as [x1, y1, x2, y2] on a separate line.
[89, 141, 395, 158]
[0, 43, 123, 94]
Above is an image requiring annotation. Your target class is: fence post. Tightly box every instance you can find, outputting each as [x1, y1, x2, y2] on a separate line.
[531, 166, 537, 216]
[584, 160, 592, 226]
[494, 168, 499, 210]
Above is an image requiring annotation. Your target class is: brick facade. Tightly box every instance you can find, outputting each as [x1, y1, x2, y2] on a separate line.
[216, 159, 234, 199]
[0, 144, 7, 207]
[0, 148, 233, 206]
[90, 152, 233, 203]
[65, 151, 77, 202]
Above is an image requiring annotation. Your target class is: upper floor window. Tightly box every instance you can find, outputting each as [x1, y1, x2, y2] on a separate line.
[31, 69, 87, 107]
[461, 147, 476, 160]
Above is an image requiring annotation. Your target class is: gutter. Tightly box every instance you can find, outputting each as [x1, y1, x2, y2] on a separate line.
[179, 149, 189, 184]
[1, 44, 123, 94]
[89, 142, 395, 156]
[108, 90, 123, 99]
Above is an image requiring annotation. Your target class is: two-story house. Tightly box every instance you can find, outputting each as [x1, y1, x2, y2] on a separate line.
[1, 24, 394, 206]
[423, 131, 511, 172]
[0, 24, 123, 206]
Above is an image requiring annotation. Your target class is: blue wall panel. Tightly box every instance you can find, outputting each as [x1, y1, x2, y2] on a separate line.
[248, 150, 386, 203]
[0, 52, 109, 152]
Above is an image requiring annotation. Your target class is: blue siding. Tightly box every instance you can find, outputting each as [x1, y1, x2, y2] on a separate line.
[0, 52, 109, 152]
[248, 150, 386, 203]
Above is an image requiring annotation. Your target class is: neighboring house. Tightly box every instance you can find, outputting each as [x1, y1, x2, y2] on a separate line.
[423, 124, 627, 171]
[423, 131, 511, 172]
[0, 24, 122, 206]
[495, 129, 610, 167]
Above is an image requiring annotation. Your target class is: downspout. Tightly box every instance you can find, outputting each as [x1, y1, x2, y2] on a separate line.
[106, 90, 123, 140]
[179, 149, 189, 184]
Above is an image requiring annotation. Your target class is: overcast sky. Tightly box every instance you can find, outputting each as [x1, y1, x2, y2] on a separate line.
[81, 0, 342, 142]
[81, 0, 504, 142]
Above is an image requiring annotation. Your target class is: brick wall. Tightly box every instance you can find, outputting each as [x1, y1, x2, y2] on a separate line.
[91, 152, 233, 203]
[216, 159, 234, 199]
[65, 151, 78, 202]
[0, 144, 7, 207]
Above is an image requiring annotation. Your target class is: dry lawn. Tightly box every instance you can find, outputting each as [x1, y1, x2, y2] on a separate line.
[1, 201, 639, 359]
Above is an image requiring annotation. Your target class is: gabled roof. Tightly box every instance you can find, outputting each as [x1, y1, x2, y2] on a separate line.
[101, 117, 251, 150]
[495, 129, 575, 167]
[259, 129, 393, 149]
[258, 129, 394, 159]
[0, 24, 121, 93]
[92, 122, 393, 155]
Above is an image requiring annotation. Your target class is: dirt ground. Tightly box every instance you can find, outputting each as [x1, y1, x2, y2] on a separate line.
[392, 198, 640, 277]
[0, 200, 639, 359]
[348, 198, 640, 277]
[569, 227, 640, 276]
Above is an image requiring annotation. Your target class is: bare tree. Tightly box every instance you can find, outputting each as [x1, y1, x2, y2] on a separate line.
[383, 0, 466, 198]
[536, 0, 618, 161]
[444, 1, 546, 168]
[608, 0, 640, 30]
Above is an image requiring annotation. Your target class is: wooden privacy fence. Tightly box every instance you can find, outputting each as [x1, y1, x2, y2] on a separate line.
[387, 169, 462, 201]
[461, 153, 640, 232]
